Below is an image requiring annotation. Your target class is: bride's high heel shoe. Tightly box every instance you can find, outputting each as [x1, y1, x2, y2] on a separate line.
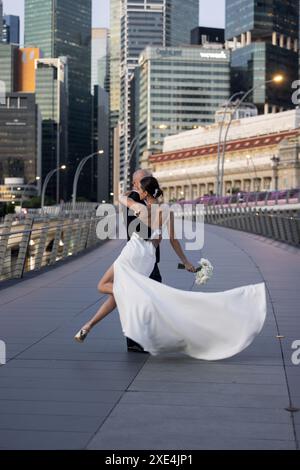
[74, 328, 89, 343]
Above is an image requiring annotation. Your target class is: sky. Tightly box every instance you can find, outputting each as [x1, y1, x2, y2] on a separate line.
[2, 0, 225, 45]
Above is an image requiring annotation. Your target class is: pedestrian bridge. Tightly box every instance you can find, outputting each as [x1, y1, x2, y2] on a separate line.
[0, 223, 299, 450]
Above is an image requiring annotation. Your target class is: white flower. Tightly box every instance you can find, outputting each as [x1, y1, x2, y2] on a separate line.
[195, 258, 214, 285]
[200, 258, 210, 267]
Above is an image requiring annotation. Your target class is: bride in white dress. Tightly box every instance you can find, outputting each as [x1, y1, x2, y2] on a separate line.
[75, 176, 266, 361]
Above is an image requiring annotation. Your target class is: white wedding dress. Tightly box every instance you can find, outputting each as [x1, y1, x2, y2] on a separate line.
[113, 229, 267, 361]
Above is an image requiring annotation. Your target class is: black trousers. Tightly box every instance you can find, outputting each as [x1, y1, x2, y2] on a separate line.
[126, 263, 162, 351]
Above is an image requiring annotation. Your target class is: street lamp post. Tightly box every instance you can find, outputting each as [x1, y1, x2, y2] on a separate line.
[216, 91, 245, 197]
[72, 150, 104, 210]
[41, 166, 67, 211]
[218, 75, 284, 197]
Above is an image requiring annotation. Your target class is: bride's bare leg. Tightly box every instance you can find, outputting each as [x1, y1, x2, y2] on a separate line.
[85, 294, 116, 330]
[75, 266, 116, 341]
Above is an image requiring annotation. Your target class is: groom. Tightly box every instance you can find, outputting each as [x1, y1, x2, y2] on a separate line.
[125, 169, 162, 353]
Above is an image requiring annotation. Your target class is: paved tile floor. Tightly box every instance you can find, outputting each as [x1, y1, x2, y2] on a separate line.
[0, 225, 299, 450]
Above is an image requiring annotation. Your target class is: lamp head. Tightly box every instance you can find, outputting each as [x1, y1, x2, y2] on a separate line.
[273, 74, 284, 84]
[60, 165, 67, 170]
[98, 150, 104, 155]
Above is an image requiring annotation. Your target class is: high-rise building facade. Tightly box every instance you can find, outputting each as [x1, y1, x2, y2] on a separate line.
[117, 0, 199, 190]
[109, 0, 122, 200]
[137, 46, 230, 165]
[17, 48, 40, 93]
[226, 0, 299, 113]
[91, 28, 110, 93]
[191, 27, 225, 46]
[0, 43, 18, 93]
[0, 1, 3, 42]
[3, 15, 20, 45]
[94, 87, 110, 203]
[25, 0, 92, 200]
[91, 28, 111, 201]
[0, 93, 41, 187]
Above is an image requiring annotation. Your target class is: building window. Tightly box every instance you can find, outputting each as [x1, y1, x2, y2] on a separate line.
[263, 177, 272, 190]
[243, 179, 251, 192]
[199, 183, 206, 196]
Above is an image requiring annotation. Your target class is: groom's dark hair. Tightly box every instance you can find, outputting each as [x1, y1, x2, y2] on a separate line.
[140, 176, 163, 199]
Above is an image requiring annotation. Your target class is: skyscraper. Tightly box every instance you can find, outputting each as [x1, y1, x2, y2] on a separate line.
[91, 29, 110, 202]
[226, 0, 299, 113]
[91, 28, 109, 93]
[0, 43, 18, 93]
[137, 46, 230, 164]
[25, 0, 92, 200]
[109, 0, 122, 198]
[116, 0, 199, 190]
[110, 0, 122, 131]
[0, 1, 3, 42]
[0, 93, 41, 188]
[3, 15, 20, 45]
[191, 27, 225, 46]
[35, 58, 69, 202]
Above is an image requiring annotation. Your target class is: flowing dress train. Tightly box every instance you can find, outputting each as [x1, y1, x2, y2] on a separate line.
[113, 232, 266, 361]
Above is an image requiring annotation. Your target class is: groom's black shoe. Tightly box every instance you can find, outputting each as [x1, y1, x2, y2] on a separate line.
[128, 344, 149, 354]
[127, 337, 149, 354]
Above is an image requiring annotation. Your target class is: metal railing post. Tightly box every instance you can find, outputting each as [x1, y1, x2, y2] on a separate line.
[0, 215, 14, 278]
[14, 217, 34, 279]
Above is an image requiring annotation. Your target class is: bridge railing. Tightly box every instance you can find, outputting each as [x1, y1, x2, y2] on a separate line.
[179, 188, 300, 208]
[202, 205, 300, 247]
[0, 212, 103, 282]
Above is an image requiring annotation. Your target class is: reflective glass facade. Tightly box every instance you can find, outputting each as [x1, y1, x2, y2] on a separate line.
[226, 0, 299, 41]
[137, 47, 230, 159]
[25, 0, 92, 200]
[110, 0, 121, 128]
[0, 43, 18, 93]
[0, 93, 39, 185]
[231, 43, 298, 110]
[118, 0, 199, 183]
[0, 1, 3, 42]
[91, 28, 109, 93]
[25, 0, 54, 57]
[35, 59, 68, 201]
[3, 15, 20, 45]
[227, 0, 299, 112]
[166, 0, 199, 47]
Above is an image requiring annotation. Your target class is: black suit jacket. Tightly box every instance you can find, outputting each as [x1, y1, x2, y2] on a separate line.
[125, 191, 160, 264]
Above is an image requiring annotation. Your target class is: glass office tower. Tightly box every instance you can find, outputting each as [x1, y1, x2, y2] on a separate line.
[3, 15, 20, 45]
[0, 43, 18, 93]
[35, 58, 68, 202]
[91, 28, 110, 94]
[118, 0, 199, 187]
[25, 0, 92, 200]
[0, 93, 39, 185]
[226, 0, 299, 42]
[0, 1, 3, 42]
[226, 0, 299, 113]
[137, 46, 230, 162]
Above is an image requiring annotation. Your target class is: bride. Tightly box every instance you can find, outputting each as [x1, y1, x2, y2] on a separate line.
[75, 176, 266, 361]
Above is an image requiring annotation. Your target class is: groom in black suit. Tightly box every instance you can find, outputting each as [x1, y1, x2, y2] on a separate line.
[125, 169, 162, 353]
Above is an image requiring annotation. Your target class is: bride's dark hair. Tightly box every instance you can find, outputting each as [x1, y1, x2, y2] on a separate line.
[140, 176, 163, 199]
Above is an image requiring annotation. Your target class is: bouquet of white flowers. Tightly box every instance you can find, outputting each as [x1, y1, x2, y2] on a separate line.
[178, 259, 214, 285]
[195, 258, 214, 285]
